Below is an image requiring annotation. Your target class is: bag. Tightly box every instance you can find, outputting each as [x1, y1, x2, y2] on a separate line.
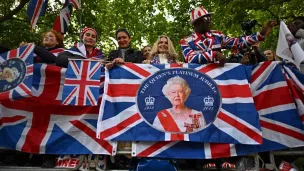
[136, 159, 177, 171]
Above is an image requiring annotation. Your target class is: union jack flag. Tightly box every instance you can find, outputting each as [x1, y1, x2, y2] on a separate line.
[62, 60, 102, 106]
[282, 65, 304, 124]
[27, 0, 48, 29]
[34, 48, 65, 63]
[52, 1, 73, 34]
[97, 63, 262, 144]
[251, 62, 304, 147]
[70, 0, 81, 9]
[132, 62, 304, 159]
[0, 64, 115, 155]
[132, 141, 240, 159]
[0, 44, 35, 101]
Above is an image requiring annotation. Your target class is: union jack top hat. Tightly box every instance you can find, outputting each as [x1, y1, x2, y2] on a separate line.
[190, 6, 213, 24]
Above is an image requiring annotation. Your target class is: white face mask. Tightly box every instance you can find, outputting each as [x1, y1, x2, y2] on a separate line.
[298, 39, 304, 50]
[295, 28, 304, 38]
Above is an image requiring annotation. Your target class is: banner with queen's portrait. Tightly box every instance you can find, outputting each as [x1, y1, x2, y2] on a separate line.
[0, 44, 34, 101]
[137, 68, 221, 134]
[97, 63, 262, 144]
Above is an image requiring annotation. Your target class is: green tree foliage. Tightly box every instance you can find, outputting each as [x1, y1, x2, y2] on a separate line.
[0, 0, 303, 57]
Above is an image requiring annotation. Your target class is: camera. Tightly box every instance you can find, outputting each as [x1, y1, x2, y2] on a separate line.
[241, 20, 257, 35]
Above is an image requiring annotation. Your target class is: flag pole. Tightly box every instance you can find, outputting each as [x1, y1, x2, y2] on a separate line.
[68, 58, 111, 63]
[79, 0, 82, 41]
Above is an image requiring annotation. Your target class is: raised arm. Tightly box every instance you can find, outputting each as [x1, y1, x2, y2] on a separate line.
[221, 32, 265, 50]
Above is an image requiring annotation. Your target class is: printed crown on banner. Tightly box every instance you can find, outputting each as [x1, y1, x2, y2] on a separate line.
[190, 6, 213, 24]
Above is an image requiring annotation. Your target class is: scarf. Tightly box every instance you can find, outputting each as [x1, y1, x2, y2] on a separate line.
[118, 47, 130, 60]
[34, 46, 65, 63]
[151, 54, 176, 64]
[66, 42, 105, 59]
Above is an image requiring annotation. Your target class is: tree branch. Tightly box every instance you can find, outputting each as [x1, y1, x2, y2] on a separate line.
[10, 17, 50, 26]
[10, 17, 29, 22]
[253, 0, 294, 21]
[254, 0, 279, 20]
[268, 0, 292, 7]
[0, 0, 30, 24]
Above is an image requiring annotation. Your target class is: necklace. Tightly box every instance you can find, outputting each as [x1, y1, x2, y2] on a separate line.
[170, 107, 188, 116]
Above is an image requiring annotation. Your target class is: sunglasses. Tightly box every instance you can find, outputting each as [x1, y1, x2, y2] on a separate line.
[202, 16, 212, 22]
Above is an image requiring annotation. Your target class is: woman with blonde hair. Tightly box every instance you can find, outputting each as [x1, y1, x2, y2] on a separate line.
[143, 35, 180, 64]
[264, 49, 281, 61]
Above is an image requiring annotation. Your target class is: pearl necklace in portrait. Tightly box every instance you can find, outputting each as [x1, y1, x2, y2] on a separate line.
[170, 107, 189, 117]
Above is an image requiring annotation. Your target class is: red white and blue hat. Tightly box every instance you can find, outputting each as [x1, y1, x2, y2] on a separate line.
[81, 27, 98, 39]
[190, 6, 213, 24]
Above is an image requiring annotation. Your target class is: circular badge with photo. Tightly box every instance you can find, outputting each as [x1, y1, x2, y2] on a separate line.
[0, 58, 26, 93]
[136, 68, 221, 134]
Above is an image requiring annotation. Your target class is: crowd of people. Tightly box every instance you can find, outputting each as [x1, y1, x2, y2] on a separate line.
[10, 6, 295, 71]
[1, 5, 304, 171]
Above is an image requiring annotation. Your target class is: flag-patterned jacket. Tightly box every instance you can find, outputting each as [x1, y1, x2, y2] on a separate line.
[180, 31, 265, 64]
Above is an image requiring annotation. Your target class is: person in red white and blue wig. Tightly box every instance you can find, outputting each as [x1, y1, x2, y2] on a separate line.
[56, 27, 105, 68]
[180, 6, 276, 67]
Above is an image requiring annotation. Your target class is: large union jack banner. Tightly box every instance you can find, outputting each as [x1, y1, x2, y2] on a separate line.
[62, 60, 102, 106]
[251, 62, 304, 147]
[0, 44, 35, 101]
[97, 63, 262, 144]
[132, 62, 304, 159]
[0, 64, 115, 155]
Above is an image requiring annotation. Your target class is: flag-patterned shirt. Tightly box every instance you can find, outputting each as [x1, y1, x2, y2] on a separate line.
[180, 31, 265, 64]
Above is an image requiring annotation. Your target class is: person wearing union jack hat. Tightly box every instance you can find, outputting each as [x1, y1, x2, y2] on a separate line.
[180, 6, 276, 67]
[56, 27, 105, 68]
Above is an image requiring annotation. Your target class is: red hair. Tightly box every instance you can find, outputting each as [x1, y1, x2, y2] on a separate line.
[41, 30, 64, 48]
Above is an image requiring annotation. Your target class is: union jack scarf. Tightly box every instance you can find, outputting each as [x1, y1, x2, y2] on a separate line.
[65, 42, 105, 60]
[34, 47, 65, 63]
